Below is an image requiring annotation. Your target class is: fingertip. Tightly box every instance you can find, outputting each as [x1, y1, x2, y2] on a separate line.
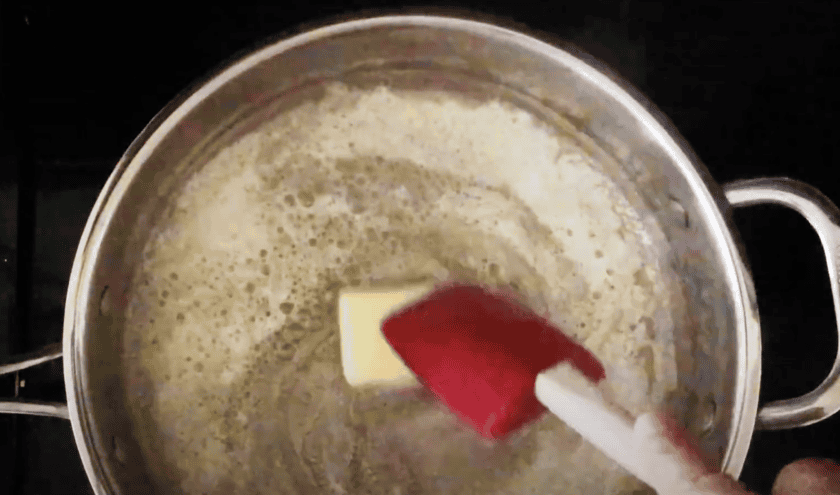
[772, 458, 840, 495]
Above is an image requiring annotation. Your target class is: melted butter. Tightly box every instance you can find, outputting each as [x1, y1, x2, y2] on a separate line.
[123, 81, 678, 495]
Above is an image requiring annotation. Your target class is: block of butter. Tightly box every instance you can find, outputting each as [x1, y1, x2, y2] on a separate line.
[338, 282, 434, 388]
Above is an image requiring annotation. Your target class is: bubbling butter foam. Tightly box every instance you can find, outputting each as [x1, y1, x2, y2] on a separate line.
[124, 82, 679, 495]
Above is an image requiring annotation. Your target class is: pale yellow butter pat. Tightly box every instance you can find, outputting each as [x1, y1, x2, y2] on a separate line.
[338, 283, 434, 388]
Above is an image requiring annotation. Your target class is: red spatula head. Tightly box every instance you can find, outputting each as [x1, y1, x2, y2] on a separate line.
[382, 284, 606, 440]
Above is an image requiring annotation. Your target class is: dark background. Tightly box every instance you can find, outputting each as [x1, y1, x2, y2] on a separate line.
[1, 1, 838, 494]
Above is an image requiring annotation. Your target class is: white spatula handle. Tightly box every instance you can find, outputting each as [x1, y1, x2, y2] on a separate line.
[535, 364, 715, 495]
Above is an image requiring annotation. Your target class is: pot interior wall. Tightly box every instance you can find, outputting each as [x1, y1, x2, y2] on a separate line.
[74, 19, 742, 494]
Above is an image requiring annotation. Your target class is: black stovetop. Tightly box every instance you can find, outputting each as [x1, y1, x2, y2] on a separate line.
[1, 1, 838, 494]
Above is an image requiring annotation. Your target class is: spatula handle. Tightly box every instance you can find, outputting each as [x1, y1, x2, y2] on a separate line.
[535, 365, 714, 495]
[632, 413, 717, 495]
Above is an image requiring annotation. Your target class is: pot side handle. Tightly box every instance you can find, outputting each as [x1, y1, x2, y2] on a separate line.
[724, 177, 840, 430]
[0, 342, 69, 419]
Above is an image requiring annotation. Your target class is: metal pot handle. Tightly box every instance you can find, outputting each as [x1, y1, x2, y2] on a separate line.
[0, 343, 69, 419]
[724, 177, 840, 430]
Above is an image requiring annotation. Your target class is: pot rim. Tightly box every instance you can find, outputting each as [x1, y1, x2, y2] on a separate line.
[62, 14, 761, 494]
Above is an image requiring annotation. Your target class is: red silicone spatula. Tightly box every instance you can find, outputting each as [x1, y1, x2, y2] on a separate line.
[381, 283, 605, 439]
[380, 283, 712, 495]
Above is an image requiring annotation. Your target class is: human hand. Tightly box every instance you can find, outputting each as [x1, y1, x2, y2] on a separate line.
[654, 411, 840, 495]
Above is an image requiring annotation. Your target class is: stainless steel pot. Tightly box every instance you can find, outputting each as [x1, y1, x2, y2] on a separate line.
[1, 15, 839, 494]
